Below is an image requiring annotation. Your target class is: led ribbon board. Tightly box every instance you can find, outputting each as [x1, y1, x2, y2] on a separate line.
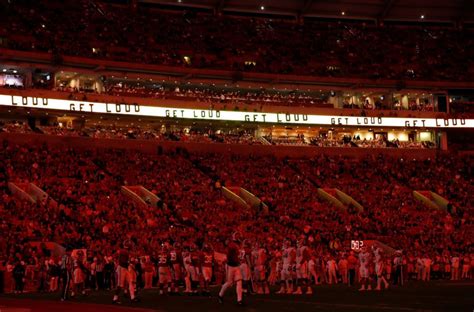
[2, 94, 473, 129]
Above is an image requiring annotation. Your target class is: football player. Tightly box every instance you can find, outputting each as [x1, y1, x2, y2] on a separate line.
[358, 246, 371, 291]
[169, 242, 183, 294]
[295, 238, 312, 294]
[201, 243, 214, 295]
[252, 241, 269, 294]
[276, 240, 296, 294]
[239, 239, 253, 294]
[113, 240, 138, 303]
[157, 243, 172, 294]
[218, 232, 243, 305]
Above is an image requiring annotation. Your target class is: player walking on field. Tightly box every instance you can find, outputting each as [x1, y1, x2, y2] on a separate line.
[218, 232, 244, 305]
[113, 241, 138, 304]
[295, 238, 312, 295]
[358, 246, 372, 291]
[277, 240, 296, 294]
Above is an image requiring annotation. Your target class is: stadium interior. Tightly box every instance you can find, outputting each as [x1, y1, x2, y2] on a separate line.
[0, 0, 473, 311]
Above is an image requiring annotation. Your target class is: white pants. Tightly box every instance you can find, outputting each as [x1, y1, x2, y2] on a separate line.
[185, 265, 198, 281]
[297, 262, 308, 279]
[202, 267, 213, 282]
[359, 266, 369, 279]
[240, 263, 250, 281]
[422, 266, 430, 281]
[328, 268, 337, 284]
[219, 265, 243, 302]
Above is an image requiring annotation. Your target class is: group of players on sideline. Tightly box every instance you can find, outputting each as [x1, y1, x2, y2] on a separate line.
[4, 233, 472, 305]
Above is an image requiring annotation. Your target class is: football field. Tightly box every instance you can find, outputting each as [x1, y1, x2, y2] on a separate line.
[0, 281, 473, 312]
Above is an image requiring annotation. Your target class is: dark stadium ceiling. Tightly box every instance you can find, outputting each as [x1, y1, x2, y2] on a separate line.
[137, 0, 474, 23]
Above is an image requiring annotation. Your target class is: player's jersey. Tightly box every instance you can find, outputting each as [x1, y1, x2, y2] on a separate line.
[327, 259, 337, 270]
[394, 255, 403, 266]
[251, 249, 258, 265]
[73, 258, 87, 274]
[158, 251, 170, 268]
[442, 256, 450, 266]
[169, 249, 182, 265]
[73, 259, 80, 269]
[239, 247, 251, 265]
[191, 251, 201, 267]
[118, 249, 129, 268]
[144, 259, 154, 272]
[60, 255, 72, 271]
[282, 247, 296, 266]
[202, 251, 214, 268]
[296, 246, 310, 264]
[359, 251, 370, 268]
[374, 248, 382, 263]
[182, 251, 192, 267]
[253, 248, 266, 266]
[463, 256, 470, 266]
[226, 241, 240, 267]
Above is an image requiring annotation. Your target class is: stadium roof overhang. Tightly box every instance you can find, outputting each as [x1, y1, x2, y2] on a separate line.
[136, 0, 474, 23]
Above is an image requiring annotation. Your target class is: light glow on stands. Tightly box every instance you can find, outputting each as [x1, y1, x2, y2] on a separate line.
[2, 95, 474, 129]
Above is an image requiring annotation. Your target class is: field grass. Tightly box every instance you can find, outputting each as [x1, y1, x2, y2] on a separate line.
[1, 281, 473, 312]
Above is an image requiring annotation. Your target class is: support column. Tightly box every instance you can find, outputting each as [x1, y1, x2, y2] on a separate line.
[439, 131, 448, 151]
[130, 0, 138, 12]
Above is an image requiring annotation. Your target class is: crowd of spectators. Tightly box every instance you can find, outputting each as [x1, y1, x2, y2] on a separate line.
[0, 121, 436, 148]
[0, 144, 244, 262]
[0, 76, 438, 112]
[55, 82, 437, 111]
[2, 0, 474, 81]
[193, 152, 472, 249]
[34, 123, 262, 145]
[1, 0, 473, 299]
[100, 84, 331, 108]
[308, 136, 434, 149]
[0, 121, 31, 134]
[266, 134, 422, 148]
[191, 152, 472, 286]
[343, 99, 435, 112]
[450, 101, 474, 118]
[0, 138, 472, 293]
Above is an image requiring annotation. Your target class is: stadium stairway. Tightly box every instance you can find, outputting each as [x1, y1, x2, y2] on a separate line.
[354, 240, 397, 256]
[257, 136, 272, 145]
[28, 242, 66, 257]
[317, 188, 364, 212]
[121, 185, 161, 208]
[222, 186, 250, 210]
[7, 182, 58, 207]
[222, 186, 269, 214]
[413, 190, 449, 211]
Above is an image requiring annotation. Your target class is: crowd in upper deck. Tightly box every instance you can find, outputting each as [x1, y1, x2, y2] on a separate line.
[2, 0, 473, 81]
